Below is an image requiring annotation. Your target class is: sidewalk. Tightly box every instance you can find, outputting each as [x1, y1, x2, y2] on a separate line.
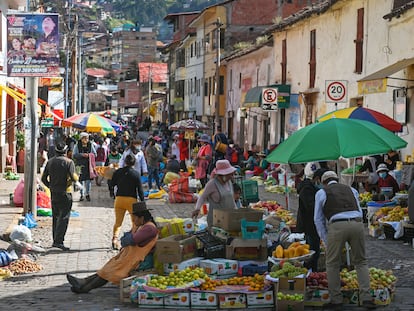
[0, 177, 413, 310]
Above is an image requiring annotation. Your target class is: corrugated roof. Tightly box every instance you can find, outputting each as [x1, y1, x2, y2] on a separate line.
[85, 68, 109, 78]
[138, 63, 168, 83]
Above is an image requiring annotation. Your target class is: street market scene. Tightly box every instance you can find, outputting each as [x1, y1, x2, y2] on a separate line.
[1, 0, 414, 310]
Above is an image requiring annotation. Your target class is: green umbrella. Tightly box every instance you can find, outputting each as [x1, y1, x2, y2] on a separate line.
[266, 118, 407, 164]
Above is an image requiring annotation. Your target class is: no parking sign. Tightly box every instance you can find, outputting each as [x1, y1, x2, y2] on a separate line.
[261, 88, 278, 111]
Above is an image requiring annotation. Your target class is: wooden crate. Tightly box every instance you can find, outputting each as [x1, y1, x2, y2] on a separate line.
[119, 269, 157, 303]
[120, 275, 137, 304]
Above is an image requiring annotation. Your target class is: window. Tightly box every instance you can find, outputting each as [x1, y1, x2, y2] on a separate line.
[120, 89, 125, 98]
[309, 29, 316, 88]
[239, 73, 242, 89]
[193, 77, 196, 94]
[355, 8, 364, 74]
[281, 39, 287, 84]
[204, 80, 208, 96]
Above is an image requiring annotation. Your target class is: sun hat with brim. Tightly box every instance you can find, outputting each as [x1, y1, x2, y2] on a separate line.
[80, 132, 89, 139]
[132, 202, 153, 215]
[153, 136, 162, 141]
[257, 151, 266, 157]
[321, 171, 338, 183]
[198, 134, 210, 143]
[376, 163, 389, 173]
[215, 159, 236, 175]
[55, 142, 68, 154]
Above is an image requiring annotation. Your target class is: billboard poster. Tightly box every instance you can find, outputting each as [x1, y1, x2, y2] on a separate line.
[7, 13, 60, 77]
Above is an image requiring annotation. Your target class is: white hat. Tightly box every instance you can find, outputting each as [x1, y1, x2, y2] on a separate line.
[321, 171, 338, 183]
[80, 132, 89, 139]
[304, 162, 320, 179]
[376, 163, 389, 173]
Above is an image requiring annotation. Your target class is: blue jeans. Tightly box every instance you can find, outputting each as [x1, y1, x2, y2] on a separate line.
[148, 166, 161, 189]
[80, 179, 91, 196]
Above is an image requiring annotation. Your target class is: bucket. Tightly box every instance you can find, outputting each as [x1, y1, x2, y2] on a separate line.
[245, 170, 254, 180]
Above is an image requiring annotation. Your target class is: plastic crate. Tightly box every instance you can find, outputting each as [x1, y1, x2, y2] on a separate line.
[241, 218, 265, 239]
[241, 264, 268, 276]
[195, 231, 226, 259]
[241, 180, 259, 205]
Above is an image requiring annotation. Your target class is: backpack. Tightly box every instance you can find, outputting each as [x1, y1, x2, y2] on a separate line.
[96, 146, 106, 162]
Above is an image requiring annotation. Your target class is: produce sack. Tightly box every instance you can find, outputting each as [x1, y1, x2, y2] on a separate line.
[36, 191, 51, 209]
[0, 250, 12, 267]
[215, 141, 228, 153]
[22, 213, 37, 229]
[10, 224, 32, 242]
[13, 179, 25, 207]
[169, 174, 189, 193]
[148, 189, 167, 199]
[168, 191, 197, 203]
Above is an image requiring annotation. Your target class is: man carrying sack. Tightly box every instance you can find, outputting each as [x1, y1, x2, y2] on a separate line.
[213, 125, 228, 163]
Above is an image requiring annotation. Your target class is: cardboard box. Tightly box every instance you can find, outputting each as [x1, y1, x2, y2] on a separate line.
[183, 218, 195, 233]
[200, 258, 239, 276]
[213, 208, 264, 232]
[137, 291, 164, 307]
[164, 291, 190, 308]
[246, 290, 274, 307]
[304, 288, 330, 307]
[237, 260, 268, 276]
[155, 234, 197, 263]
[163, 257, 203, 274]
[342, 289, 359, 305]
[370, 287, 392, 306]
[277, 300, 305, 311]
[218, 293, 247, 309]
[190, 291, 218, 309]
[226, 238, 267, 261]
[279, 276, 306, 292]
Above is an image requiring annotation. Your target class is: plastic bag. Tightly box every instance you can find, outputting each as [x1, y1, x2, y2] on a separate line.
[22, 213, 37, 229]
[0, 250, 12, 267]
[13, 179, 25, 207]
[10, 224, 32, 242]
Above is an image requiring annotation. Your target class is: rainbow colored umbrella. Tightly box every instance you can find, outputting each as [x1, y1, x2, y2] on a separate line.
[62, 112, 122, 134]
[317, 106, 402, 132]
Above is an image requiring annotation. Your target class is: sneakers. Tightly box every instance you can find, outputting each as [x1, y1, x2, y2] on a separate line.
[52, 243, 70, 251]
[79, 196, 84, 201]
[362, 300, 377, 309]
[86, 195, 91, 201]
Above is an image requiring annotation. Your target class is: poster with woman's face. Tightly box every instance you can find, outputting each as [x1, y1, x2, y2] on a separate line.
[7, 13, 60, 77]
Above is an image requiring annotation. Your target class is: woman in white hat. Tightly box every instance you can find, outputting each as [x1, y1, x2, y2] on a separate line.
[195, 134, 213, 188]
[192, 159, 236, 227]
[376, 163, 399, 197]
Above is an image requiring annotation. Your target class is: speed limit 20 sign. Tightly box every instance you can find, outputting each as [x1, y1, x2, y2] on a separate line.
[325, 80, 348, 103]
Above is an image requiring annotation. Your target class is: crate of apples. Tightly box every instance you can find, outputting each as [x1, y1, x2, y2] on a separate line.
[251, 200, 283, 212]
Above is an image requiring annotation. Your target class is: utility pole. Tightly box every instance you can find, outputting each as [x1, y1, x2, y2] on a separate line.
[214, 18, 222, 133]
[65, 0, 72, 118]
[148, 65, 152, 119]
[23, 0, 38, 217]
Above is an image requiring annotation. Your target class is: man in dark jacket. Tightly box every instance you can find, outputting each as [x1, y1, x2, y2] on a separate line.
[41, 142, 78, 251]
[296, 167, 327, 272]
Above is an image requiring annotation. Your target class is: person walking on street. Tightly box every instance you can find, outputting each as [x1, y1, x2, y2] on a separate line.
[73, 132, 97, 201]
[47, 128, 56, 158]
[145, 136, 163, 190]
[106, 146, 122, 198]
[41, 142, 79, 251]
[66, 202, 158, 293]
[296, 164, 326, 272]
[314, 171, 376, 310]
[213, 125, 228, 162]
[110, 154, 145, 250]
[119, 140, 148, 177]
[195, 134, 213, 188]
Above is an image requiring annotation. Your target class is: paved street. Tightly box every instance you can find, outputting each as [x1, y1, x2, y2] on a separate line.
[0, 176, 413, 310]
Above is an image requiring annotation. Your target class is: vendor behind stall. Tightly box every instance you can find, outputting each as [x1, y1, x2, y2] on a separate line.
[192, 159, 237, 227]
[376, 163, 399, 198]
